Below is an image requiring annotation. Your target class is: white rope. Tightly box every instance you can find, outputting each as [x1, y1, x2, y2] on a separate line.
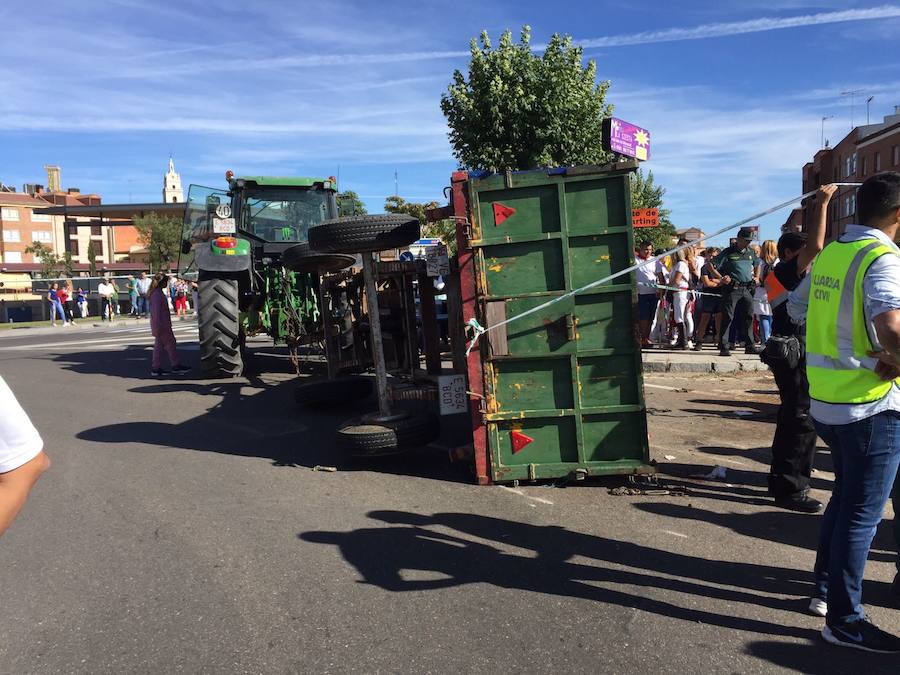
[464, 183, 861, 354]
[638, 282, 723, 298]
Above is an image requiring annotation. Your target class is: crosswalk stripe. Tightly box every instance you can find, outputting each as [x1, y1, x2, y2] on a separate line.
[0, 333, 199, 351]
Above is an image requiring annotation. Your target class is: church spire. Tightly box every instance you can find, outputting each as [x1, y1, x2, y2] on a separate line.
[163, 156, 183, 204]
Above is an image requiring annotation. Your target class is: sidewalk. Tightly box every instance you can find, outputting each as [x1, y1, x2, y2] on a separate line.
[642, 345, 768, 373]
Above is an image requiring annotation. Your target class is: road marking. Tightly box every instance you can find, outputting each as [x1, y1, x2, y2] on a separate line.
[499, 486, 554, 505]
[663, 530, 688, 538]
[644, 383, 685, 391]
[0, 332, 198, 351]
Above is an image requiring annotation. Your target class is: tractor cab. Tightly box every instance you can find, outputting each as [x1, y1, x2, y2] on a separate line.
[230, 175, 339, 247]
[180, 174, 339, 274]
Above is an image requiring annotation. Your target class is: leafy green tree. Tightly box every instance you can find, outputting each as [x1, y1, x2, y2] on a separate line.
[134, 212, 182, 271]
[337, 190, 368, 216]
[86, 240, 98, 277]
[24, 241, 59, 278]
[441, 26, 613, 171]
[384, 195, 439, 226]
[630, 169, 676, 252]
[62, 251, 75, 278]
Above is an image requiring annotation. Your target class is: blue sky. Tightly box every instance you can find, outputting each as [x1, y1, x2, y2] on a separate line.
[2, 0, 899, 244]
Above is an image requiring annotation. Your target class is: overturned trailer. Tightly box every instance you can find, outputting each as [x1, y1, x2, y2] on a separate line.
[436, 161, 655, 484]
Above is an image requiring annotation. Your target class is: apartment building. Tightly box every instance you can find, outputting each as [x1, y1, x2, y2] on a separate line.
[798, 107, 900, 239]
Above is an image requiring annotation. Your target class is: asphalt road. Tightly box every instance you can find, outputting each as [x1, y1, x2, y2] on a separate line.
[1, 320, 898, 674]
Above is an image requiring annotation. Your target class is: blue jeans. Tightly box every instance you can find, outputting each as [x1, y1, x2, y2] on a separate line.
[758, 314, 772, 344]
[813, 411, 900, 625]
[136, 295, 147, 316]
[50, 300, 65, 322]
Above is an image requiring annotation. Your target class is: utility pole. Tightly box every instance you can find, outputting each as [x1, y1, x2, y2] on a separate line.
[840, 89, 865, 129]
[866, 96, 874, 124]
[821, 115, 834, 149]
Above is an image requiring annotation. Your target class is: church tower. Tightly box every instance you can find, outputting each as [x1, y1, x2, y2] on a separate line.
[163, 157, 184, 203]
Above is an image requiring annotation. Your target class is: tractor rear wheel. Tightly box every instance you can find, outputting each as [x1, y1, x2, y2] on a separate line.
[199, 275, 243, 377]
[308, 214, 420, 254]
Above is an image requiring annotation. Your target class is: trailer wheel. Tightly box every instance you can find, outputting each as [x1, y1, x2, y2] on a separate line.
[294, 376, 373, 407]
[337, 412, 439, 457]
[309, 214, 420, 254]
[282, 242, 356, 274]
[198, 275, 243, 377]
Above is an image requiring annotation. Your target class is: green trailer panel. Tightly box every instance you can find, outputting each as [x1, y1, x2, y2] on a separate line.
[470, 167, 652, 482]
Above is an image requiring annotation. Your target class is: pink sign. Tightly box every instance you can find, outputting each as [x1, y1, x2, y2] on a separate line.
[603, 117, 651, 161]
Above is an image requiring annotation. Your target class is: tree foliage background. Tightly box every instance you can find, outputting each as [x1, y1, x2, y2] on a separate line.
[440, 26, 613, 171]
[630, 169, 676, 252]
[86, 240, 98, 277]
[134, 212, 182, 270]
[24, 241, 59, 278]
[337, 190, 367, 216]
[384, 195, 458, 255]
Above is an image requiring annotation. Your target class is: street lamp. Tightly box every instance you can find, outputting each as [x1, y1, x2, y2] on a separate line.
[866, 96, 875, 124]
[821, 115, 834, 149]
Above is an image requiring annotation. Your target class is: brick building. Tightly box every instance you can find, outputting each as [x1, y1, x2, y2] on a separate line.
[799, 107, 900, 239]
[0, 191, 61, 265]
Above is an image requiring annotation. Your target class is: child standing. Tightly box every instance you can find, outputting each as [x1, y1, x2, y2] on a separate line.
[148, 273, 191, 377]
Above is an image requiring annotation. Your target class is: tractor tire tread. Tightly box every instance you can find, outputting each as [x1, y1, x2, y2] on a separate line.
[309, 214, 420, 254]
[337, 412, 439, 455]
[198, 276, 243, 377]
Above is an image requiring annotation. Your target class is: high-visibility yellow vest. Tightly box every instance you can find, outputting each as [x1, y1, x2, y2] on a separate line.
[806, 237, 900, 404]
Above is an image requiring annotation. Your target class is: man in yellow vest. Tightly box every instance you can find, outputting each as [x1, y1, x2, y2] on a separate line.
[788, 172, 900, 652]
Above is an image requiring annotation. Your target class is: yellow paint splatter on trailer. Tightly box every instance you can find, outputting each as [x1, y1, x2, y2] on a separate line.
[489, 264, 503, 273]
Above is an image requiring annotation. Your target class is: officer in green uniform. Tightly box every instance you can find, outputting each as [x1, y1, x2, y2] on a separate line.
[713, 227, 764, 356]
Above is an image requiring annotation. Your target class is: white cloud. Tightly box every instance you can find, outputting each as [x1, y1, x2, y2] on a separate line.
[577, 6, 900, 48]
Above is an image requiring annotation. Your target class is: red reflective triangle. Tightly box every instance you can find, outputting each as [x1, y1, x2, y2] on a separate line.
[511, 430, 534, 454]
[492, 202, 516, 226]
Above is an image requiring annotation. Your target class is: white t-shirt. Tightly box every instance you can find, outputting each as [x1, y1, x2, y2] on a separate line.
[636, 255, 668, 295]
[98, 282, 114, 298]
[672, 261, 690, 290]
[0, 376, 43, 474]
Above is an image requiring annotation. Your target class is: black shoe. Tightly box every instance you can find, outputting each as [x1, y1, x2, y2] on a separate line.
[719, 347, 731, 357]
[773, 492, 823, 513]
[745, 343, 765, 354]
[171, 364, 191, 373]
[889, 573, 900, 609]
[822, 619, 900, 653]
[150, 368, 168, 377]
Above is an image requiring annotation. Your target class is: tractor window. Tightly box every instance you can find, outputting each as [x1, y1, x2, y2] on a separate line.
[242, 189, 328, 243]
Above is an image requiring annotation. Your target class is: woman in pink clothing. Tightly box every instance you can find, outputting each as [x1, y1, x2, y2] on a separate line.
[148, 273, 191, 376]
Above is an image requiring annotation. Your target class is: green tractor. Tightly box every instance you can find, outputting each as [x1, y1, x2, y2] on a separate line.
[180, 173, 355, 377]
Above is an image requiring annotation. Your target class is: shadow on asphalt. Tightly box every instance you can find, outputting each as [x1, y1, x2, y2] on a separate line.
[301, 511, 899, 670]
[632, 500, 899, 576]
[681, 397, 778, 421]
[745, 640, 899, 673]
[66, 346, 469, 483]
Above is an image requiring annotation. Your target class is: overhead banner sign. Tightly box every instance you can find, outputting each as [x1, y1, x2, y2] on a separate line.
[603, 117, 651, 161]
[632, 208, 659, 228]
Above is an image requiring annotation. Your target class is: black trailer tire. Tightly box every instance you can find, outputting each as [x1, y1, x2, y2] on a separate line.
[337, 412, 439, 456]
[281, 243, 356, 274]
[308, 214, 420, 254]
[198, 276, 243, 377]
[294, 376, 373, 406]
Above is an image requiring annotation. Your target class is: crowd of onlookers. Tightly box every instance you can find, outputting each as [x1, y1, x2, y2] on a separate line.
[44, 272, 198, 326]
[635, 234, 776, 353]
